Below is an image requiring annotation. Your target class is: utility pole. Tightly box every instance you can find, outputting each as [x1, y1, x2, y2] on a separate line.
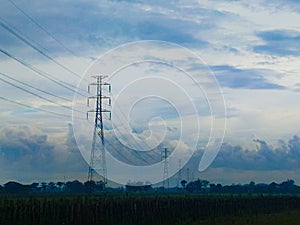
[162, 147, 170, 189]
[87, 75, 111, 185]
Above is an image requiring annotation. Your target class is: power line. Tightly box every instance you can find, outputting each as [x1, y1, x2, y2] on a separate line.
[111, 100, 155, 152]
[0, 47, 87, 97]
[0, 96, 73, 119]
[162, 147, 170, 189]
[104, 137, 151, 165]
[86, 115, 155, 166]
[0, 71, 72, 102]
[0, 18, 85, 81]
[7, 0, 78, 58]
[0, 76, 84, 114]
[101, 88, 158, 162]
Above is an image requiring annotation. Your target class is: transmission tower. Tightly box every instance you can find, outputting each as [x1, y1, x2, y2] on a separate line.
[87, 75, 111, 185]
[177, 159, 182, 187]
[162, 147, 170, 189]
[186, 167, 190, 183]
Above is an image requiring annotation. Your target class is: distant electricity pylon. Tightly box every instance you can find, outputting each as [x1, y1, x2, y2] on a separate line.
[162, 147, 170, 189]
[177, 159, 182, 187]
[186, 167, 190, 183]
[87, 75, 111, 185]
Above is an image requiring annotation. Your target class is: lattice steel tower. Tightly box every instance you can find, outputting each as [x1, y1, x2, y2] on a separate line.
[177, 159, 182, 187]
[87, 75, 111, 184]
[162, 147, 170, 189]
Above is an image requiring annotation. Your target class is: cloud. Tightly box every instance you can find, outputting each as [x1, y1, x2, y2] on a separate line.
[211, 135, 300, 170]
[0, 126, 53, 163]
[0, 125, 87, 183]
[0, 0, 211, 58]
[260, 0, 300, 13]
[2, 0, 254, 65]
[254, 30, 300, 56]
[0, 0, 300, 185]
[212, 65, 285, 90]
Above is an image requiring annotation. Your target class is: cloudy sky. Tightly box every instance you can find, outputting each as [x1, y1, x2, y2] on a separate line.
[0, 0, 300, 185]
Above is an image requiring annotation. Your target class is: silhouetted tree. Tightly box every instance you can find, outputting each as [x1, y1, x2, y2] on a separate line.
[4, 181, 28, 193]
[180, 180, 187, 189]
[30, 182, 39, 192]
[84, 180, 97, 192]
[210, 183, 223, 193]
[56, 181, 65, 192]
[65, 180, 84, 193]
[186, 179, 209, 192]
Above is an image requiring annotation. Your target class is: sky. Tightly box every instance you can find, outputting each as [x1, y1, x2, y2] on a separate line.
[0, 0, 300, 186]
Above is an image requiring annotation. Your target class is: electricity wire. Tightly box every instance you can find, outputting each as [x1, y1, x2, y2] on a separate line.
[0, 48, 87, 97]
[0, 76, 84, 114]
[0, 96, 75, 119]
[7, 0, 78, 58]
[0, 71, 72, 102]
[0, 18, 86, 82]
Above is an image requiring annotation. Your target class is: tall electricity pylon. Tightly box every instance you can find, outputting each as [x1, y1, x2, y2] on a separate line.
[87, 75, 111, 185]
[162, 147, 170, 189]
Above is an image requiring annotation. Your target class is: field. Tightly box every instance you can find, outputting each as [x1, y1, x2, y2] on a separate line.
[0, 194, 300, 225]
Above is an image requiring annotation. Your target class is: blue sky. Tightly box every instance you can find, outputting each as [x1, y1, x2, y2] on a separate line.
[0, 0, 300, 185]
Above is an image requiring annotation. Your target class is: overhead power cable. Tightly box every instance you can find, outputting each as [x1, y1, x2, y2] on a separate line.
[7, 0, 78, 58]
[0, 48, 87, 97]
[0, 71, 87, 107]
[0, 71, 72, 102]
[0, 76, 84, 114]
[0, 96, 73, 119]
[0, 18, 85, 81]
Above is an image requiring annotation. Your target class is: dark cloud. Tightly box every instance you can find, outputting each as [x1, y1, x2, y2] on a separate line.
[254, 30, 300, 56]
[211, 135, 300, 170]
[0, 126, 53, 163]
[212, 65, 285, 90]
[0, 125, 87, 182]
[1, 124, 300, 183]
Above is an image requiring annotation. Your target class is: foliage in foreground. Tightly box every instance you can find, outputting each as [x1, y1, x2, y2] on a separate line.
[0, 195, 300, 225]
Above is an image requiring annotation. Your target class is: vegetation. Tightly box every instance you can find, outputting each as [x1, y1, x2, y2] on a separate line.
[0, 194, 300, 225]
[1, 178, 299, 194]
[1, 179, 300, 224]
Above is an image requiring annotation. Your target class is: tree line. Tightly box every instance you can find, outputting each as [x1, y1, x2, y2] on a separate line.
[0, 178, 299, 194]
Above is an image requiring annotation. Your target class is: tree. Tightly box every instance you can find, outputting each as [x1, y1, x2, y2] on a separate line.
[65, 180, 84, 193]
[84, 180, 97, 192]
[4, 181, 28, 193]
[180, 180, 187, 189]
[48, 182, 55, 191]
[280, 179, 295, 192]
[56, 181, 65, 192]
[30, 183, 39, 192]
[186, 179, 210, 192]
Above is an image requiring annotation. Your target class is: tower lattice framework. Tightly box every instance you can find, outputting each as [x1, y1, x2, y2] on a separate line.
[87, 75, 111, 184]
